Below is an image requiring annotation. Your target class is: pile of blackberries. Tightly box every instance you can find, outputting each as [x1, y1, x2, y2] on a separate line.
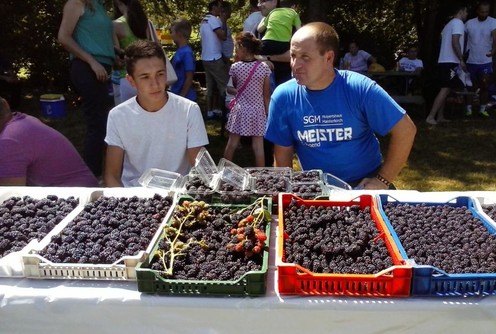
[291, 183, 324, 199]
[149, 201, 269, 281]
[254, 175, 289, 195]
[0, 195, 79, 258]
[482, 205, 496, 222]
[382, 203, 496, 274]
[283, 198, 393, 274]
[37, 194, 173, 264]
[182, 175, 213, 201]
[292, 170, 322, 183]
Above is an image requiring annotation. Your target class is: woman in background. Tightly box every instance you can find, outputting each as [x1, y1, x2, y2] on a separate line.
[112, 0, 150, 103]
[58, 0, 115, 178]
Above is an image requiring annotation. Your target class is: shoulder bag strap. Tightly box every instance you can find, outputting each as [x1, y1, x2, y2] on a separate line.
[234, 61, 261, 100]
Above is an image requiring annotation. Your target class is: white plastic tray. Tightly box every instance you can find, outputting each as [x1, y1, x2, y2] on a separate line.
[22, 188, 176, 281]
[0, 187, 90, 277]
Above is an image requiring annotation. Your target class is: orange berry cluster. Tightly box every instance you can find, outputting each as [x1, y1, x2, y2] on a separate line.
[227, 215, 267, 258]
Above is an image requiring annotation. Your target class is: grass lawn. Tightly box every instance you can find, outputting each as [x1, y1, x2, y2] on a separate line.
[21, 88, 496, 192]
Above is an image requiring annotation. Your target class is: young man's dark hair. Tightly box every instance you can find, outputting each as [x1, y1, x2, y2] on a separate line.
[125, 39, 166, 76]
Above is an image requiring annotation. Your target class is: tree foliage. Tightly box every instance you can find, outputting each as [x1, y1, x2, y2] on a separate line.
[1, 0, 495, 90]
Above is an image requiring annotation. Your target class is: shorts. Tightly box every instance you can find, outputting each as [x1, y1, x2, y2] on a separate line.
[466, 62, 493, 82]
[437, 63, 463, 89]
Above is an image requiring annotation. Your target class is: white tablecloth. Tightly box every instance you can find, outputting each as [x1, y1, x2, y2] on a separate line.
[2, 189, 496, 333]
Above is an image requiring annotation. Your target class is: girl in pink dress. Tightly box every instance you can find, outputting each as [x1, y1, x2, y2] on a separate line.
[223, 32, 271, 167]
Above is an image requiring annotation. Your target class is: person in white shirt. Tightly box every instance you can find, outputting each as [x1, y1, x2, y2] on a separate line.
[104, 40, 208, 187]
[200, 0, 227, 119]
[243, 0, 264, 38]
[341, 41, 376, 72]
[426, 5, 468, 125]
[464, 1, 496, 117]
[399, 46, 424, 73]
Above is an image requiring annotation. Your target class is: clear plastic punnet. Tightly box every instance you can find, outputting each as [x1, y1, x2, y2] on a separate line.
[194, 147, 219, 187]
[324, 172, 352, 191]
[217, 158, 252, 191]
[138, 168, 182, 191]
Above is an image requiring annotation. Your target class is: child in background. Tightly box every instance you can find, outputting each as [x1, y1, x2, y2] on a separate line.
[223, 32, 271, 167]
[170, 19, 197, 101]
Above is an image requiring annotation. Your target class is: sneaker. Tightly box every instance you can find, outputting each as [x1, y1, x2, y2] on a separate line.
[465, 110, 472, 116]
[480, 110, 490, 117]
[207, 111, 215, 119]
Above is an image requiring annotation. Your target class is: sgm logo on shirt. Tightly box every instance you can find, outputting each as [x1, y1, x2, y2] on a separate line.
[303, 115, 321, 124]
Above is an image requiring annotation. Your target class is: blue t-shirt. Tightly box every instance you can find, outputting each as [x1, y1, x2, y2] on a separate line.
[265, 70, 405, 183]
[170, 45, 197, 101]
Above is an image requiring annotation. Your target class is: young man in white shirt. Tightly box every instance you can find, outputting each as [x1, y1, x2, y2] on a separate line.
[104, 40, 209, 187]
[464, 1, 496, 117]
[426, 5, 468, 125]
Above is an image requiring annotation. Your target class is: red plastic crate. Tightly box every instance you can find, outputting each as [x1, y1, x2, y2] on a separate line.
[276, 193, 412, 297]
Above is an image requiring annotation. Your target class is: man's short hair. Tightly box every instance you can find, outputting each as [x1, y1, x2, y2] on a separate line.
[171, 18, 192, 39]
[303, 22, 340, 56]
[208, 0, 222, 11]
[125, 40, 166, 76]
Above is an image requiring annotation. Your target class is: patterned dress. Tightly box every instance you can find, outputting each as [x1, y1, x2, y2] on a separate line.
[226, 60, 271, 136]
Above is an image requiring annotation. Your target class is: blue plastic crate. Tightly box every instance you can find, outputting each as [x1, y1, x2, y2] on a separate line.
[377, 195, 496, 297]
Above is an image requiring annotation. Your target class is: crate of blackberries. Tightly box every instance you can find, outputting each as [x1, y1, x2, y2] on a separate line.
[136, 196, 272, 296]
[247, 167, 292, 212]
[378, 195, 496, 297]
[277, 193, 412, 297]
[0, 189, 81, 277]
[291, 169, 327, 199]
[22, 189, 175, 280]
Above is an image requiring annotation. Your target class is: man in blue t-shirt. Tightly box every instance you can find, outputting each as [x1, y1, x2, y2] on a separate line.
[265, 22, 417, 189]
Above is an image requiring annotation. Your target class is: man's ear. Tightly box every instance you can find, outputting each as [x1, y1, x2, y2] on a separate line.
[327, 50, 335, 65]
[126, 73, 137, 89]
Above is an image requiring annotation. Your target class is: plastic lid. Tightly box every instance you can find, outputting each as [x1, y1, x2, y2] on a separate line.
[324, 173, 352, 190]
[40, 94, 64, 100]
[194, 147, 218, 186]
[218, 158, 250, 190]
[138, 168, 181, 190]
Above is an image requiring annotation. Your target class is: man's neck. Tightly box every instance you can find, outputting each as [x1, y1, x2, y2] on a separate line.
[136, 93, 168, 113]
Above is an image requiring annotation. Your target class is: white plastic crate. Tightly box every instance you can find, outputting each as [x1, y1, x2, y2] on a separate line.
[0, 187, 88, 277]
[22, 188, 176, 280]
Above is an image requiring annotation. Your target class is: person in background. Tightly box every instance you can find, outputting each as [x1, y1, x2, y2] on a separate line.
[425, 4, 469, 125]
[0, 52, 22, 111]
[58, 0, 116, 178]
[341, 41, 376, 72]
[170, 18, 196, 101]
[257, 0, 301, 85]
[265, 22, 416, 189]
[200, 0, 228, 120]
[112, 0, 150, 103]
[398, 46, 424, 74]
[0, 97, 98, 187]
[224, 32, 271, 167]
[398, 45, 424, 94]
[243, 0, 264, 38]
[464, 1, 496, 118]
[104, 40, 208, 187]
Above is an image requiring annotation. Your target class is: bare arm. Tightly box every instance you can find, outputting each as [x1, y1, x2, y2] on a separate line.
[273, 144, 294, 168]
[58, 0, 109, 82]
[452, 34, 465, 69]
[0, 176, 27, 186]
[489, 29, 496, 57]
[257, 17, 267, 34]
[263, 75, 271, 115]
[357, 114, 417, 190]
[179, 71, 194, 97]
[187, 146, 204, 167]
[214, 27, 226, 41]
[104, 145, 125, 187]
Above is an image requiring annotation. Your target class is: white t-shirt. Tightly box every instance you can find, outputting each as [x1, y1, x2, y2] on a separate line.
[343, 50, 372, 72]
[438, 18, 465, 63]
[105, 93, 209, 186]
[243, 11, 264, 37]
[465, 16, 496, 64]
[398, 57, 424, 72]
[200, 14, 223, 61]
